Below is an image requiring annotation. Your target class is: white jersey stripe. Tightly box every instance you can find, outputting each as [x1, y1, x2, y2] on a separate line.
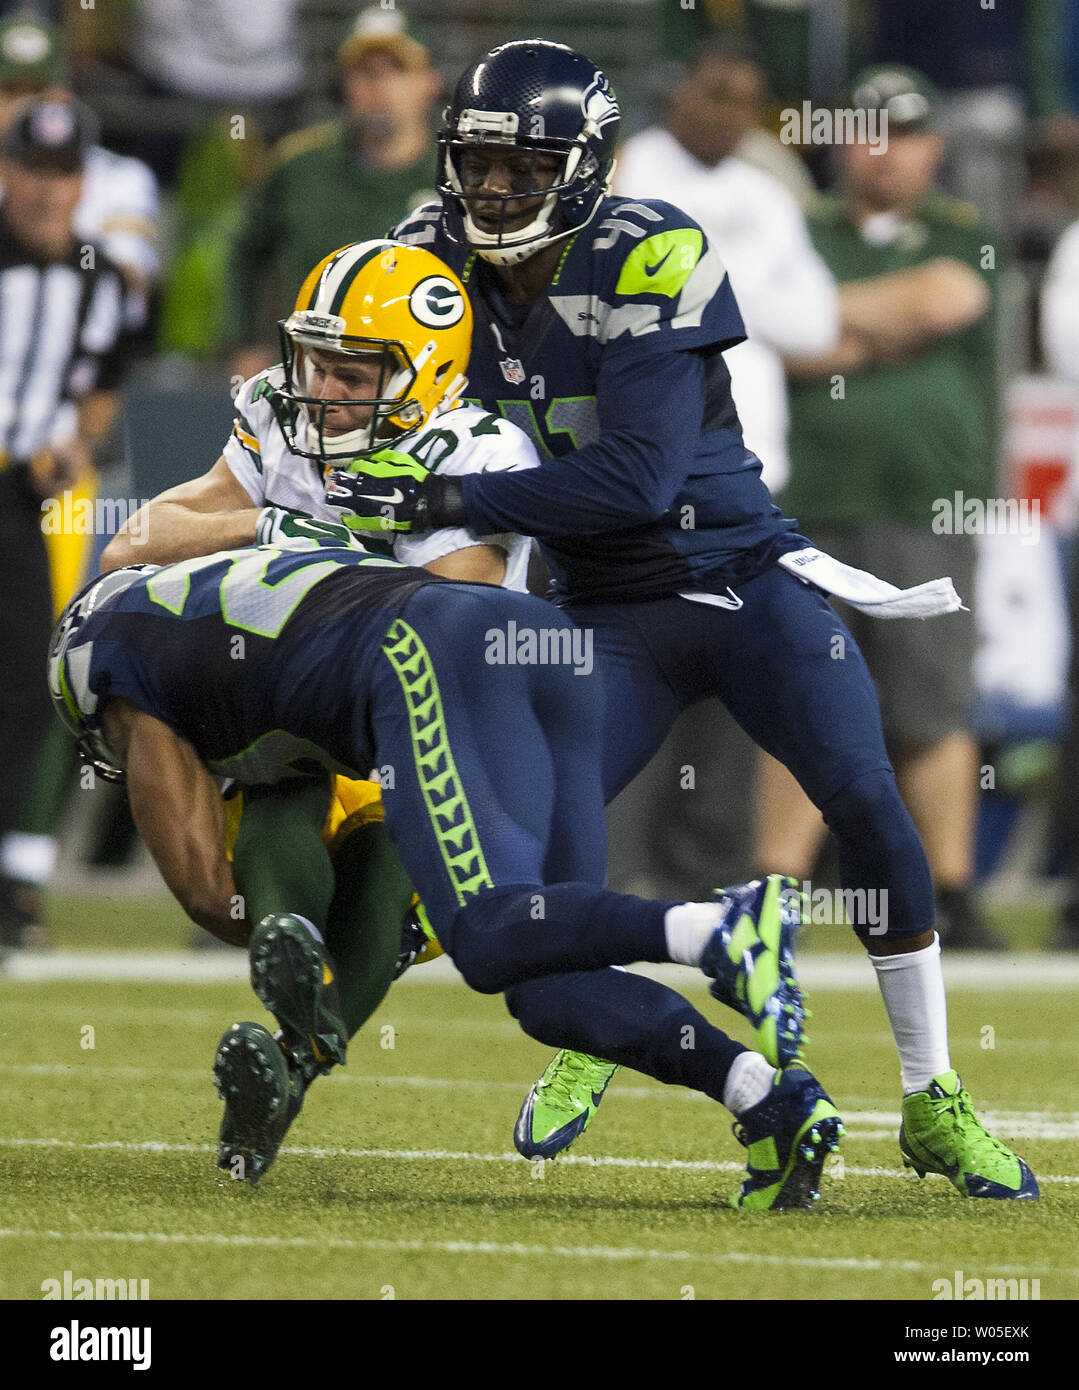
[0, 265, 37, 454]
[11, 266, 83, 459]
[79, 268, 124, 354]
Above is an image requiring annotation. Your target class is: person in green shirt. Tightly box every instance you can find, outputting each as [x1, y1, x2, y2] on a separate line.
[759, 66, 1006, 950]
[226, 9, 439, 381]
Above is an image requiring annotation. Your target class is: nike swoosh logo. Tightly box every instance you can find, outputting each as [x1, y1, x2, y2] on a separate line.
[327, 478, 406, 506]
[591, 1090, 606, 1107]
[643, 250, 672, 277]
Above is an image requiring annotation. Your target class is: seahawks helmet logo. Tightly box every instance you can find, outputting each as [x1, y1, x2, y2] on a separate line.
[409, 276, 466, 329]
[581, 73, 619, 134]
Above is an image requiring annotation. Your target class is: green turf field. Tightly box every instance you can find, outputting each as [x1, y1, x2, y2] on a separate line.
[1, 898, 1076, 1302]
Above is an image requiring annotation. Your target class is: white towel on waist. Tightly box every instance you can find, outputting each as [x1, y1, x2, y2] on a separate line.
[777, 547, 965, 619]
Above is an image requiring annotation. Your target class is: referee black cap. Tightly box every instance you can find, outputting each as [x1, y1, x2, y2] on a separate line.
[2, 98, 96, 173]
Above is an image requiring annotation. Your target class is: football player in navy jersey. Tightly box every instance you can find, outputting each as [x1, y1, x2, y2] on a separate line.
[330, 38, 1038, 1201]
[48, 548, 841, 1207]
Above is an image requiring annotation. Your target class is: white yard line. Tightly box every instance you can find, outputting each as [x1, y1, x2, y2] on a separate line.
[5, 952, 1079, 989]
[1, 1135, 1076, 1183]
[1, 1065, 1077, 1137]
[0, 1225, 1070, 1277]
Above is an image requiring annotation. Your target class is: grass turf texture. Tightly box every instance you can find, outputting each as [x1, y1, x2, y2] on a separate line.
[35, 891, 1064, 953]
[1, 900, 1076, 1301]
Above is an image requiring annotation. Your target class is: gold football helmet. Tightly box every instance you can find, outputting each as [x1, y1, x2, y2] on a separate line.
[277, 239, 472, 461]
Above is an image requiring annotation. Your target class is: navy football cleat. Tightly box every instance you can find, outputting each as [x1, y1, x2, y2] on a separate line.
[732, 1063, 844, 1211]
[700, 875, 807, 1067]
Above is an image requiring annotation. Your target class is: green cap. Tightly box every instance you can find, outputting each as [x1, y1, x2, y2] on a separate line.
[0, 13, 65, 89]
[851, 65, 937, 132]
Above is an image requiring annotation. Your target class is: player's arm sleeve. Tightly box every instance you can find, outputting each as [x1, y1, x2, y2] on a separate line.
[461, 347, 708, 535]
[461, 215, 739, 535]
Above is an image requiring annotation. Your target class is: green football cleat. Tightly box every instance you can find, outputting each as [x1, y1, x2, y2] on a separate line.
[701, 874, 807, 1067]
[248, 913, 348, 1084]
[514, 1049, 621, 1159]
[732, 1063, 844, 1211]
[899, 1071, 1039, 1200]
[214, 1021, 304, 1186]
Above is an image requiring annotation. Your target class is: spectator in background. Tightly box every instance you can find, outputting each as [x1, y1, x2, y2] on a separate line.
[867, 0, 1029, 234]
[617, 38, 839, 493]
[0, 100, 139, 947]
[225, 7, 439, 383]
[117, 0, 304, 187]
[762, 67, 1003, 950]
[0, 12, 160, 313]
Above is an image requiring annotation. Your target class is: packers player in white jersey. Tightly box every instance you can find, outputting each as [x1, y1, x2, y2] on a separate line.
[103, 239, 615, 1182]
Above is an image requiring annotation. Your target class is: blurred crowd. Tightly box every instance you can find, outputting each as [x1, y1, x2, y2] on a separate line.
[0, 0, 1077, 952]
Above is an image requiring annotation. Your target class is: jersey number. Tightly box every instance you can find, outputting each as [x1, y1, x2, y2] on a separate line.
[146, 548, 343, 638]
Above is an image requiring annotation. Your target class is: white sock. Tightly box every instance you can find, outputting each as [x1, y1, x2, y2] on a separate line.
[722, 1051, 777, 1116]
[292, 914, 324, 946]
[869, 934, 950, 1092]
[1, 832, 58, 885]
[664, 901, 724, 966]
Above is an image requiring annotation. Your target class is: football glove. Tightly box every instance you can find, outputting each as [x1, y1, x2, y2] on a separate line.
[255, 505, 366, 549]
[324, 469, 467, 534]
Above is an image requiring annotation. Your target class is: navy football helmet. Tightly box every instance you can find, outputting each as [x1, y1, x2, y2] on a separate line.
[47, 566, 159, 782]
[438, 38, 620, 265]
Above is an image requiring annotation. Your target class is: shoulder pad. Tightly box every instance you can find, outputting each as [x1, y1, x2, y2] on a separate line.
[393, 201, 443, 245]
[588, 199, 709, 307]
[592, 196, 701, 245]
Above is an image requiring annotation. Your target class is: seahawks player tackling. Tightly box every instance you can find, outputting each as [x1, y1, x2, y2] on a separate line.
[328, 39, 1038, 1201]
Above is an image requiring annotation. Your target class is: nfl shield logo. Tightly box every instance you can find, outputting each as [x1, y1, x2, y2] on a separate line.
[500, 356, 526, 385]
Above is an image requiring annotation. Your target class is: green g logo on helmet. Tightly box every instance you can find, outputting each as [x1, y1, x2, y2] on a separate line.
[409, 275, 466, 328]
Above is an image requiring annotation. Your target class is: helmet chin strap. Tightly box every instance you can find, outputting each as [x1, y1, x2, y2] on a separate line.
[463, 188, 560, 266]
[295, 403, 378, 459]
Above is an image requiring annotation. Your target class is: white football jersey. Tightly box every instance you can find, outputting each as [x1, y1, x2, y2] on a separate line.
[223, 367, 537, 589]
[78, 146, 161, 286]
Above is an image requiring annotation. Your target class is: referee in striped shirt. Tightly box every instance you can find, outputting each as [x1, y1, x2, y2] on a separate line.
[0, 98, 136, 946]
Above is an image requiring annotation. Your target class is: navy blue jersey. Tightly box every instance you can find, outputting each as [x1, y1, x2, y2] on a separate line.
[394, 197, 800, 602]
[64, 544, 438, 782]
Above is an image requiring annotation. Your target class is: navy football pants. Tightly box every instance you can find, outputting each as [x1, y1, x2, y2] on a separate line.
[370, 582, 747, 1100]
[567, 566, 935, 939]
